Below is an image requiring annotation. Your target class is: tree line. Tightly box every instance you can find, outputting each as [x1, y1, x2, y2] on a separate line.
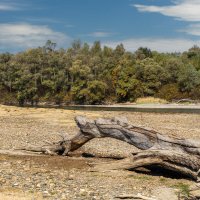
[0, 40, 200, 106]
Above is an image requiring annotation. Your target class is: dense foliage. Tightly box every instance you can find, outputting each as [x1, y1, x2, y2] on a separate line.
[0, 40, 200, 105]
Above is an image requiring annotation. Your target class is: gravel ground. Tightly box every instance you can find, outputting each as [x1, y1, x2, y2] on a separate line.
[0, 105, 200, 199]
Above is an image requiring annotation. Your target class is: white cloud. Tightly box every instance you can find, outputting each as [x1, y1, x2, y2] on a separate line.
[0, 1, 23, 11]
[24, 17, 63, 24]
[88, 32, 113, 38]
[133, 0, 200, 22]
[0, 3, 17, 10]
[179, 24, 200, 36]
[102, 37, 200, 52]
[0, 23, 72, 51]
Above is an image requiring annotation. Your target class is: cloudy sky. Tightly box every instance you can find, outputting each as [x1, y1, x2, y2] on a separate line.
[1, 0, 200, 53]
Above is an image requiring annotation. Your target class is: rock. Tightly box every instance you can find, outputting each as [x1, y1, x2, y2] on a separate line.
[80, 188, 87, 196]
[43, 191, 50, 198]
[68, 175, 74, 180]
[61, 194, 67, 199]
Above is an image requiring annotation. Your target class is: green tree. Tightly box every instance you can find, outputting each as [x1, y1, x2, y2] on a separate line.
[178, 65, 200, 93]
[135, 58, 168, 95]
[135, 47, 152, 60]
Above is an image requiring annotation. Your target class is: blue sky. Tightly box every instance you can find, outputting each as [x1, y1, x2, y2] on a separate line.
[1, 0, 200, 52]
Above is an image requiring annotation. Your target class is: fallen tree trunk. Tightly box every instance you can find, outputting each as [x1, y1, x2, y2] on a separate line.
[21, 116, 200, 181]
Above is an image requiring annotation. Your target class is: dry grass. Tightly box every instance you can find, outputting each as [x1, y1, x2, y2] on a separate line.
[135, 97, 168, 104]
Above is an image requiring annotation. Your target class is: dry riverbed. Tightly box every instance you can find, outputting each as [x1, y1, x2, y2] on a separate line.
[0, 105, 200, 199]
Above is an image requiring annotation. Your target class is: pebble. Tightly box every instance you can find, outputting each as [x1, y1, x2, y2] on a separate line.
[0, 107, 198, 199]
[43, 191, 51, 197]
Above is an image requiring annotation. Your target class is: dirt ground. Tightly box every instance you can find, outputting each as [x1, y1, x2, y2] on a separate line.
[0, 105, 200, 199]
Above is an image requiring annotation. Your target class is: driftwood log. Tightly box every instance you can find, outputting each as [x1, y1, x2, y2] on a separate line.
[22, 116, 200, 181]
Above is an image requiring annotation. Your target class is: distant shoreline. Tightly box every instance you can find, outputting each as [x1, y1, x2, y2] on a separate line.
[2, 103, 200, 114]
[3, 102, 200, 109]
[65, 103, 200, 109]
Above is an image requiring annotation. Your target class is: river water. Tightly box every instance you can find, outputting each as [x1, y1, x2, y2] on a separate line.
[34, 104, 200, 114]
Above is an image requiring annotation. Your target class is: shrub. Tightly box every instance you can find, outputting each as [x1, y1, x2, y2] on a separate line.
[157, 84, 188, 101]
[190, 86, 200, 100]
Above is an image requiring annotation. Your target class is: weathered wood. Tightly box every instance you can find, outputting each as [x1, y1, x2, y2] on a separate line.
[20, 115, 200, 181]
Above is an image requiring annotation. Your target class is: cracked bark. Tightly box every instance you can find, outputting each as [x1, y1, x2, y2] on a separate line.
[21, 115, 200, 181]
